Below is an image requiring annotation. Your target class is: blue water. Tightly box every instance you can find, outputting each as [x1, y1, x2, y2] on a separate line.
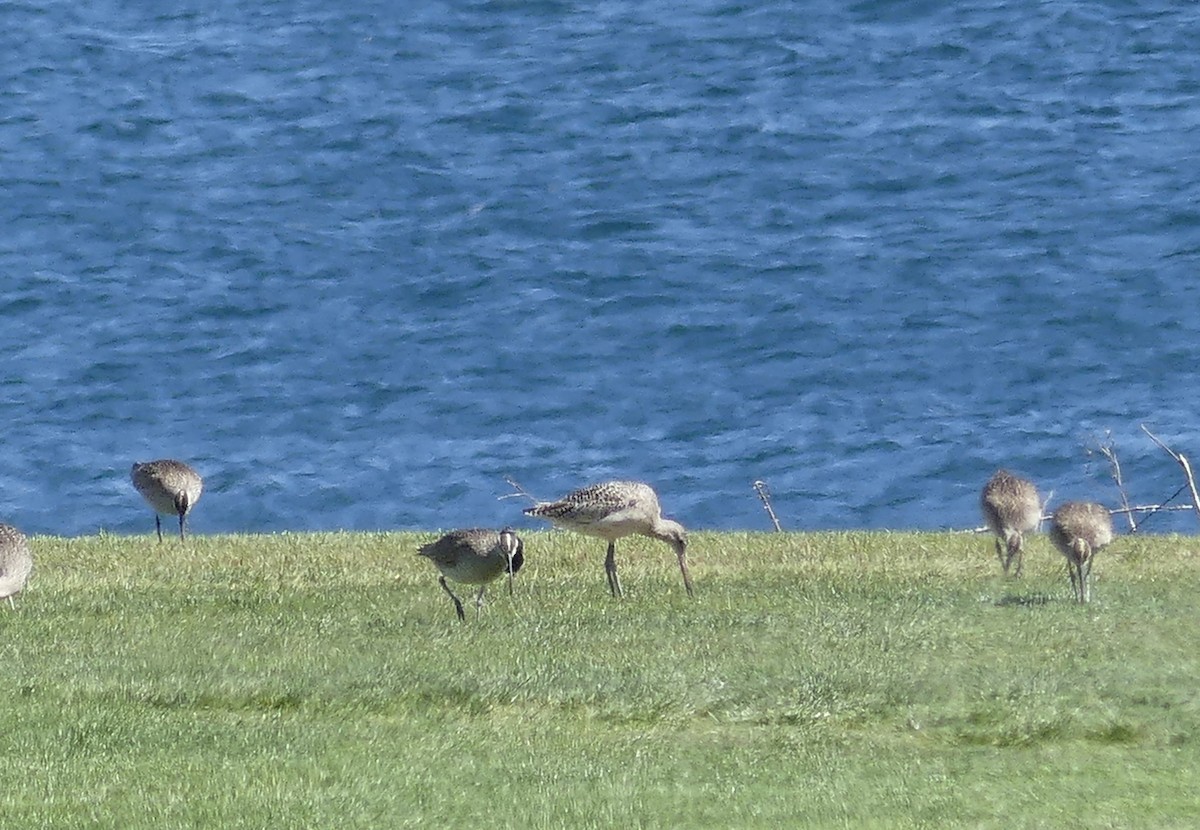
[4, 0, 1200, 537]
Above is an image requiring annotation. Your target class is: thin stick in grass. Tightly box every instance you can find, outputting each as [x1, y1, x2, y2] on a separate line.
[753, 480, 783, 532]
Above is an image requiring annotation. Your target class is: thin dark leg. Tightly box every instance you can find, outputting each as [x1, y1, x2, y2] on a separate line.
[439, 576, 466, 621]
[1072, 560, 1087, 603]
[605, 541, 623, 598]
[1011, 537, 1023, 578]
[994, 538, 1005, 573]
[155, 515, 163, 543]
[175, 492, 190, 542]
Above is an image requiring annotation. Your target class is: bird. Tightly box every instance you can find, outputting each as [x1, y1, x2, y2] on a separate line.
[417, 528, 525, 621]
[523, 480, 693, 599]
[0, 524, 33, 610]
[1049, 501, 1113, 604]
[131, 459, 204, 542]
[980, 469, 1042, 577]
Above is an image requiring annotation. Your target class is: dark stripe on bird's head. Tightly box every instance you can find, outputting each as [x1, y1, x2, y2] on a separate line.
[507, 536, 524, 575]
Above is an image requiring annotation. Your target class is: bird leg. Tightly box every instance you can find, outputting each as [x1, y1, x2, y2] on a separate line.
[475, 587, 487, 619]
[994, 538, 1008, 574]
[175, 492, 190, 541]
[439, 576, 466, 621]
[155, 515, 164, 543]
[1009, 536, 1023, 578]
[605, 541, 623, 598]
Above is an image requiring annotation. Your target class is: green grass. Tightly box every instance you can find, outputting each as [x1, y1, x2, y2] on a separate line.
[3, 530, 1200, 828]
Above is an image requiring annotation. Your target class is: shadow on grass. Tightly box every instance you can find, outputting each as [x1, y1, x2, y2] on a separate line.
[946, 721, 1144, 748]
[993, 593, 1060, 607]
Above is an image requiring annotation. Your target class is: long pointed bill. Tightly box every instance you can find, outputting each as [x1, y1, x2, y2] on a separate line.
[678, 551, 695, 598]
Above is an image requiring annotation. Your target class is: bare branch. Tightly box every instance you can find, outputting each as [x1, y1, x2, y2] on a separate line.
[1141, 424, 1200, 527]
[1142, 424, 1181, 460]
[752, 480, 783, 532]
[967, 501, 1191, 534]
[1038, 488, 1055, 526]
[498, 477, 538, 504]
[1087, 432, 1134, 531]
[1109, 502, 1192, 517]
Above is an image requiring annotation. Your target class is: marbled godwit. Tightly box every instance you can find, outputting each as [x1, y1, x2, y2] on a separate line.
[0, 524, 33, 610]
[980, 469, 1041, 577]
[131, 460, 203, 542]
[523, 480, 693, 598]
[1049, 501, 1113, 604]
[417, 528, 524, 621]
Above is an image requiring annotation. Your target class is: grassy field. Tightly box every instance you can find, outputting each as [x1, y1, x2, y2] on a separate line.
[2, 529, 1199, 828]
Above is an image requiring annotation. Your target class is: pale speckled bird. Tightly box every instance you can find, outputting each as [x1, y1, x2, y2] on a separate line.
[0, 524, 33, 610]
[131, 459, 204, 542]
[417, 528, 525, 621]
[980, 469, 1042, 577]
[1049, 501, 1113, 604]
[523, 480, 693, 599]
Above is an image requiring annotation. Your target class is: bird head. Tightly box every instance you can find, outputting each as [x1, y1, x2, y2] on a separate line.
[500, 528, 524, 575]
[658, 519, 687, 557]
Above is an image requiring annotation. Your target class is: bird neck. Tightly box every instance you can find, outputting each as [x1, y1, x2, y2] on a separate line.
[647, 518, 686, 550]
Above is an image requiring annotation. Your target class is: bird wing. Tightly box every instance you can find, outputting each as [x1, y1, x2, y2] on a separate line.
[417, 537, 461, 566]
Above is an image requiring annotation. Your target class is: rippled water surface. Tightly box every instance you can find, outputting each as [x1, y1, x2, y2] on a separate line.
[4, 0, 1200, 536]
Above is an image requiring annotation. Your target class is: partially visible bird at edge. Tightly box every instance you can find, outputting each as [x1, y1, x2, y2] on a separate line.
[0, 523, 33, 610]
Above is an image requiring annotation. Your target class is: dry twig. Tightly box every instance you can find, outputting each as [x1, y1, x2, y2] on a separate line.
[498, 477, 538, 504]
[1088, 432, 1134, 531]
[753, 480, 783, 532]
[1141, 425, 1200, 527]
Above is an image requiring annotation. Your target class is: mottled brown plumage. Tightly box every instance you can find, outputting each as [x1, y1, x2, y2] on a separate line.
[1049, 501, 1113, 604]
[417, 528, 524, 621]
[131, 459, 203, 542]
[524, 480, 693, 598]
[0, 523, 33, 610]
[981, 469, 1041, 577]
